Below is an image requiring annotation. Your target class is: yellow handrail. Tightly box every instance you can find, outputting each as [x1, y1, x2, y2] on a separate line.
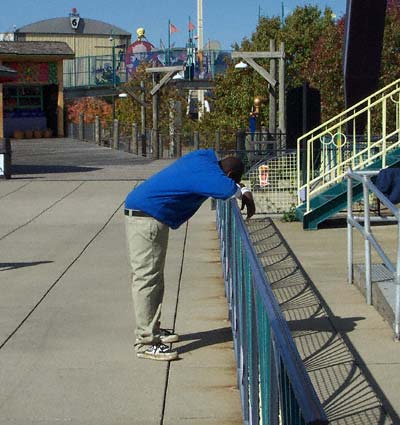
[297, 79, 400, 214]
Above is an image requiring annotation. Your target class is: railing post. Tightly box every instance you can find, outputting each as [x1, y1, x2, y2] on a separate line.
[236, 129, 246, 162]
[193, 131, 199, 150]
[131, 123, 138, 154]
[141, 132, 147, 157]
[306, 139, 311, 213]
[95, 116, 100, 145]
[382, 98, 387, 168]
[78, 113, 84, 141]
[159, 133, 163, 159]
[367, 98, 371, 162]
[151, 129, 159, 158]
[363, 175, 372, 305]
[113, 119, 119, 150]
[396, 221, 400, 340]
[347, 170, 354, 284]
[215, 130, 221, 154]
[176, 132, 182, 158]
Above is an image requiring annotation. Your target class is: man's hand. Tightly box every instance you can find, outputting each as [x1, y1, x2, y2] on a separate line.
[241, 191, 256, 219]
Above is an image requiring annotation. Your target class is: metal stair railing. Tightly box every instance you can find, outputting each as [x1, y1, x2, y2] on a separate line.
[346, 169, 400, 340]
[216, 198, 328, 425]
[297, 79, 400, 214]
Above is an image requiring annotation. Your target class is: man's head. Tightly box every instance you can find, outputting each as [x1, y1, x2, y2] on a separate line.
[219, 156, 245, 184]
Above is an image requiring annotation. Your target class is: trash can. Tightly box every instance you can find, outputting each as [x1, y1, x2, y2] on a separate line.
[0, 138, 12, 179]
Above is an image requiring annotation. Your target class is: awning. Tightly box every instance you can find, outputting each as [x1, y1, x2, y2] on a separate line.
[0, 64, 17, 82]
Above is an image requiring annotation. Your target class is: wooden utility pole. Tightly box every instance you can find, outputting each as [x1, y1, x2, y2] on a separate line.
[146, 65, 184, 159]
[152, 73, 160, 158]
[269, 39, 277, 135]
[231, 48, 286, 141]
[278, 42, 286, 143]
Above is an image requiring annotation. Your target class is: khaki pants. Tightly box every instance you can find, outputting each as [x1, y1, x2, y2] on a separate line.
[125, 215, 169, 350]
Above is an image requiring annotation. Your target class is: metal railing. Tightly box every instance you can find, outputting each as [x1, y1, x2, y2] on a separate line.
[63, 49, 232, 88]
[297, 78, 400, 214]
[67, 116, 236, 158]
[67, 119, 152, 155]
[346, 169, 400, 340]
[64, 55, 129, 88]
[217, 198, 328, 425]
[242, 150, 297, 214]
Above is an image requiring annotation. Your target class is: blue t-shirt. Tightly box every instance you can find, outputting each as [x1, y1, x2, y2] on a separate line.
[125, 149, 237, 229]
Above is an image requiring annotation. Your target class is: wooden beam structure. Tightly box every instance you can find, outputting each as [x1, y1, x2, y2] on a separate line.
[231, 51, 285, 59]
[146, 66, 184, 96]
[232, 47, 286, 141]
[145, 65, 184, 158]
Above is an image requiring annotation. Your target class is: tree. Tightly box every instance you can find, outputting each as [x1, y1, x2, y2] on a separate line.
[86, 5, 347, 147]
[115, 62, 188, 136]
[380, 1, 400, 86]
[67, 97, 112, 125]
[194, 16, 282, 142]
[281, 6, 336, 88]
[195, 7, 339, 141]
[302, 18, 345, 121]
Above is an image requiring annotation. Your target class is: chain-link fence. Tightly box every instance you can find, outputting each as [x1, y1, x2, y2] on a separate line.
[240, 150, 298, 215]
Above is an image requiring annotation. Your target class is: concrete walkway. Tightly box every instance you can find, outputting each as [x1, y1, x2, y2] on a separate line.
[0, 139, 241, 425]
[3, 137, 400, 424]
[274, 219, 400, 424]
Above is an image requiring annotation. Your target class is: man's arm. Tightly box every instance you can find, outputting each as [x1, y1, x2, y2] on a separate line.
[233, 186, 256, 219]
[240, 188, 256, 219]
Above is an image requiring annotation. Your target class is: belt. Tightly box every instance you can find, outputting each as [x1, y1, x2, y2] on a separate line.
[124, 208, 153, 218]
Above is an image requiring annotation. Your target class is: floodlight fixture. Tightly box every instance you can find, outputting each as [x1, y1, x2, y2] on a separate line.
[235, 60, 248, 70]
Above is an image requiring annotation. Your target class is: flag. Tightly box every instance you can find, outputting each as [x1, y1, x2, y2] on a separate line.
[170, 23, 179, 33]
[188, 21, 195, 31]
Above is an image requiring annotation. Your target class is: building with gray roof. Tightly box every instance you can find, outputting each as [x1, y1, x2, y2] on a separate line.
[14, 9, 131, 57]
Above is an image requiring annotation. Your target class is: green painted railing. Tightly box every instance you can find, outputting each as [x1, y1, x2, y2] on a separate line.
[297, 79, 400, 215]
[216, 199, 328, 425]
[63, 55, 128, 88]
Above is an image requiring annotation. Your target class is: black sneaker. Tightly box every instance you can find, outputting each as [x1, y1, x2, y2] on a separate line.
[137, 343, 178, 361]
[159, 328, 179, 343]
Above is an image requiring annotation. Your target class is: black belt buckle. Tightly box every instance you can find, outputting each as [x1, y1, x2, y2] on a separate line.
[124, 209, 151, 218]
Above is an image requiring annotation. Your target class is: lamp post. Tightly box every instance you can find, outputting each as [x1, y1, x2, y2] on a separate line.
[232, 45, 286, 146]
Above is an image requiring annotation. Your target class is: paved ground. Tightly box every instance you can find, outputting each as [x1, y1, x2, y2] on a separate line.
[273, 219, 400, 424]
[10, 137, 172, 180]
[0, 138, 241, 425]
[245, 217, 400, 424]
[2, 138, 400, 424]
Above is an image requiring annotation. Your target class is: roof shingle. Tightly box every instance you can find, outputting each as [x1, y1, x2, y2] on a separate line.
[0, 41, 74, 57]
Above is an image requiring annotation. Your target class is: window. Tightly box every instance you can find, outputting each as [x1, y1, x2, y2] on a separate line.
[4, 86, 43, 111]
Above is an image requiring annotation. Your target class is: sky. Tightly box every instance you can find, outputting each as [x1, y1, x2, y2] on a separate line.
[0, 0, 347, 50]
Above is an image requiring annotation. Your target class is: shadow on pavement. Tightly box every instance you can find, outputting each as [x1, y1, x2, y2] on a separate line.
[176, 326, 233, 354]
[11, 164, 101, 174]
[246, 217, 399, 425]
[287, 315, 365, 333]
[0, 261, 53, 272]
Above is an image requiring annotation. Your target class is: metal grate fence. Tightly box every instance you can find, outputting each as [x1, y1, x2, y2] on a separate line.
[241, 151, 297, 214]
